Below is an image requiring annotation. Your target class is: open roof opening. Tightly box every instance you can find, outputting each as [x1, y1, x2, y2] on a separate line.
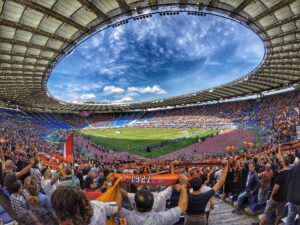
[48, 12, 264, 104]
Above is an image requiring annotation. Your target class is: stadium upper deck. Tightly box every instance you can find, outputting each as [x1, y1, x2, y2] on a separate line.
[0, 0, 299, 112]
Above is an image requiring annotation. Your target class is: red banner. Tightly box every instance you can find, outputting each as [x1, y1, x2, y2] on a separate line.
[113, 173, 179, 186]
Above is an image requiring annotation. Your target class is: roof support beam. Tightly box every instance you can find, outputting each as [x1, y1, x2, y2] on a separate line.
[115, 0, 131, 15]
[149, 0, 158, 10]
[231, 84, 257, 94]
[230, 0, 253, 15]
[0, 68, 45, 73]
[247, 79, 278, 88]
[271, 47, 300, 54]
[264, 15, 300, 31]
[0, 72, 43, 76]
[252, 0, 297, 22]
[0, 20, 71, 43]
[0, 50, 52, 61]
[207, 0, 220, 10]
[202, 91, 226, 100]
[271, 55, 300, 60]
[232, 83, 259, 92]
[270, 29, 300, 40]
[263, 66, 300, 72]
[76, 0, 109, 21]
[216, 87, 244, 95]
[0, 37, 59, 53]
[254, 77, 290, 85]
[261, 70, 300, 76]
[259, 73, 300, 80]
[265, 60, 298, 66]
[271, 39, 300, 48]
[13, 0, 88, 32]
[179, 0, 189, 9]
[0, 60, 49, 67]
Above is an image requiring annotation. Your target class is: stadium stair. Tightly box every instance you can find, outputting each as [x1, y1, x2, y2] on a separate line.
[208, 198, 258, 225]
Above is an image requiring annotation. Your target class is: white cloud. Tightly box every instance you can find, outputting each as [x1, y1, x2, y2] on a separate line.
[91, 37, 100, 47]
[118, 97, 133, 102]
[80, 93, 96, 100]
[67, 93, 96, 103]
[81, 83, 102, 91]
[103, 85, 124, 95]
[128, 85, 167, 95]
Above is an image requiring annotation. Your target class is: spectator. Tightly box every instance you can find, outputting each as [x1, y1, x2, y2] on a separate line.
[185, 161, 228, 225]
[41, 168, 63, 197]
[5, 173, 28, 219]
[19, 208, 59, 225]
[84, 175, 102, 200]
[257, 163, 273, 203]
[2, 158, 35, 187]
[200, 172, 216, 225]
[118, 174, 188, 225]
[285, 161, 300, 225]
[51, 187, 121, 225]
[232, 161, 260, 214]
[260, 157, 290, 225]
[23, 176, 52, 211]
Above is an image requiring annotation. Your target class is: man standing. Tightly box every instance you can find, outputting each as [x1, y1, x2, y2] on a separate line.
[285, 159, 300, 225]
[260, 157, 290, 225]
[257, 163, 273, 203]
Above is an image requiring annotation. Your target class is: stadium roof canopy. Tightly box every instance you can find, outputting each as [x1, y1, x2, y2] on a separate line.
[0, 0, 300, 112]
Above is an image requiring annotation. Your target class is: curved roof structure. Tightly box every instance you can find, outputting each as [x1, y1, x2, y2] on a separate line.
[0, 0, 299, 112]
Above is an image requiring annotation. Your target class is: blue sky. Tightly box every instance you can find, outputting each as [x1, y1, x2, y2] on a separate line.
[48, 13, 264, 104]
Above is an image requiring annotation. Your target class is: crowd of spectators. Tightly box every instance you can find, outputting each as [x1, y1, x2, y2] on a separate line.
[1, 135, 300, 225]
[0, 89, 299, 224]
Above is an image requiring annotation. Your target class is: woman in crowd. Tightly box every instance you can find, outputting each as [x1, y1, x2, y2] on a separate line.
[23, 176, 52, 211]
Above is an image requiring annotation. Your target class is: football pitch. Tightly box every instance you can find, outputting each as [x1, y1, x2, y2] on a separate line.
[79, 127, 219, 158]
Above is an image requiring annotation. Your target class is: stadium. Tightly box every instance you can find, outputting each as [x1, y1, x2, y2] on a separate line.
[0, 0, 300, 225]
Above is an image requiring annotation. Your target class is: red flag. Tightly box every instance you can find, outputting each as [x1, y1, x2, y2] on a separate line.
[64, 133, 73, 162]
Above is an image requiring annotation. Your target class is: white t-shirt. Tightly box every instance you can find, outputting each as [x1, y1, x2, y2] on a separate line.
[200, 185, 213, 212]
[41, 178, 58, 197]
[89, 201, 118, 225]
[128, 186, 173, 212]
[214, 169, 223, 182]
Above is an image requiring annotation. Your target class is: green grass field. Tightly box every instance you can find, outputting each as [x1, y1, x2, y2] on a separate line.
[79, 127, 219, 158]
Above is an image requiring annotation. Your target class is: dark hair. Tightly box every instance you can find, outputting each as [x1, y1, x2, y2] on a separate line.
[201, 173, 208, 182]
[32, 208, 60, 225]
[283, 156, 290, 167]
[18, 210, 41, 225]
[190, 177, 203, 191]
[103, 169, 110, 177]
[41, 168, 48, 177]
[51, 187, 93, 225]
[84, 176, 94, 189]
[5, 174, 21, 194]
[19, 208, 59, 225]
[134, 189, 154, 212]
[288, 154, 295, 165]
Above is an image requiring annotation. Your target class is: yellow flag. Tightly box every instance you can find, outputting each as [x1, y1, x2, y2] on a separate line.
[96, 178, 121, 225]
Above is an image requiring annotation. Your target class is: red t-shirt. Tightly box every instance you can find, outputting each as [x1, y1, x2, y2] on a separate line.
[84, 190, 102, 200]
